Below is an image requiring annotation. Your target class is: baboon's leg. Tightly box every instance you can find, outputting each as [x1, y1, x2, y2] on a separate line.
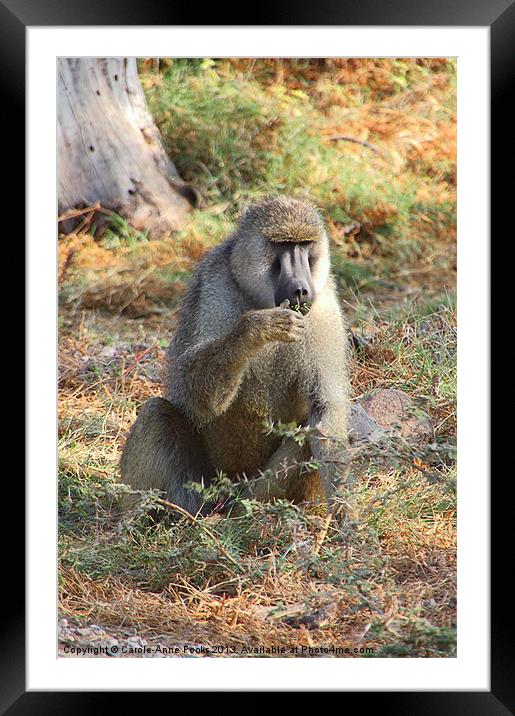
[120, 397, 215, 515]
[246, 439, 324, 505]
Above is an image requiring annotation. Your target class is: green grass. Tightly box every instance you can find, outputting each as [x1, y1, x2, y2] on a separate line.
[101, 213, 150, 250]
[141, 59, 456, 283]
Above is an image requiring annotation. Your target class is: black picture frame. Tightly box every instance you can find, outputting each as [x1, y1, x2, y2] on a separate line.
[9, 0, 503, 711]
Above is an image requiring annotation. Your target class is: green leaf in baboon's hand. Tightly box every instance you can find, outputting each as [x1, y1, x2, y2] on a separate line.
[290, 301, 312, 316]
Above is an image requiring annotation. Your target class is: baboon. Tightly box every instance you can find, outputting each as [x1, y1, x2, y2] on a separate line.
[120, 195, 350, 515]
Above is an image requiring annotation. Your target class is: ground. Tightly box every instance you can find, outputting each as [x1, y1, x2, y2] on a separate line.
[58, 58, 456, 658]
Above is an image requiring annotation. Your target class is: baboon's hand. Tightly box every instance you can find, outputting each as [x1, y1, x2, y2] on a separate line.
[241, 307, 305, 346]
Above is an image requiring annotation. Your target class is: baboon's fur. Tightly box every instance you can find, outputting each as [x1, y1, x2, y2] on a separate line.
[120, 196, 350, 515]
[238, 195, 326, 243]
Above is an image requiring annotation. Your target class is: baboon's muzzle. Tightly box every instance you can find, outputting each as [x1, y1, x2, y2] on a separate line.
[274, 243, 315, 307]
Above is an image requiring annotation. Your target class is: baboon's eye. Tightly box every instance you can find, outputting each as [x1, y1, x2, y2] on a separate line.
[271, 257, 281, 273]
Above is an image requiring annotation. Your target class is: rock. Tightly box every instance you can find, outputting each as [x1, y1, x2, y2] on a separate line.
[253, 600, 339, 630]
[348, 403, 385, 444]
[99, 345, 117, 360]
[283, 602, 339, 630]
[126, 636, 148, 649]
[349, 331, 372, 351]
[359, 388, 433, 445]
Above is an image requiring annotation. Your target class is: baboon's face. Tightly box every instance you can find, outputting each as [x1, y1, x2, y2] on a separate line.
[231, 233, 331, 310]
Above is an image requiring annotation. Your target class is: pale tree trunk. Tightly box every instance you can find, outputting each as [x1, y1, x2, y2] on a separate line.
[58, 58, 196, 238]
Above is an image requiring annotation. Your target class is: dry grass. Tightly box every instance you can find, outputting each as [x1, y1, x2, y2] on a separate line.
[58, 302, 456, 658]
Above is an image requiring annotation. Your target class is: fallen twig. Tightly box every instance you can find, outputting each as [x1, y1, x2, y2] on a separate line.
[312, 512, 333, 556]
[123, 344, 159, 375]
[326, 134, 384, 155]
[58, 202, 113, 223]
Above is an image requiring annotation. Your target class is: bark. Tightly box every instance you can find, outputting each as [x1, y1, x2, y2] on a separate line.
[58, 58, 195, 238]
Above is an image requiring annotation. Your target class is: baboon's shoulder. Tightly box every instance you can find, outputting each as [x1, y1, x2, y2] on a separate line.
[171, 238, 242, 349]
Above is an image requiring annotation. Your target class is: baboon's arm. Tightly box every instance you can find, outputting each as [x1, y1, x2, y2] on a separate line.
[308, 401, 349, 499]
[181, 323, 252, 421]
[181, 307, 305, 422]
[305, 300, 350, 499]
